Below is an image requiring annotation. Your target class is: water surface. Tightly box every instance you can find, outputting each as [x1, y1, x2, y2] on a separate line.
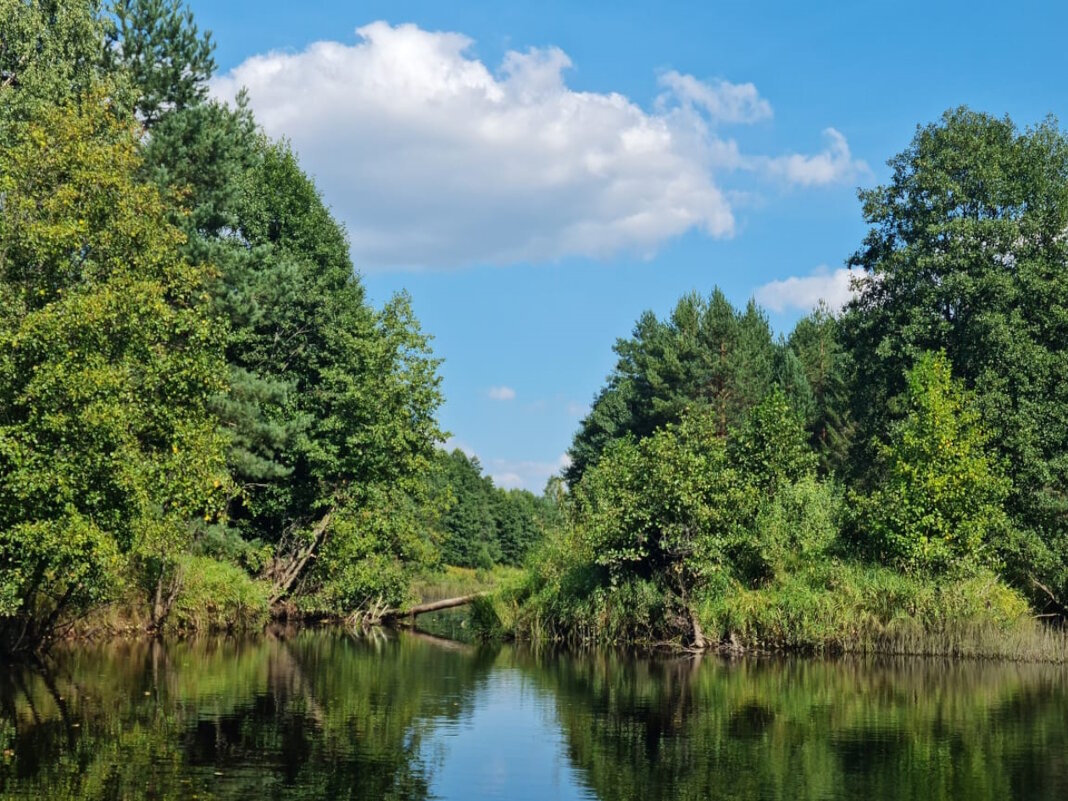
[1, 629, 1066, 800]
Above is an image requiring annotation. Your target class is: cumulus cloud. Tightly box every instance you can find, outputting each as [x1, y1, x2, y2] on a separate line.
[212, 21, 866, 270]
[754, 266, 865, 313]
[488, 385, 517, 401]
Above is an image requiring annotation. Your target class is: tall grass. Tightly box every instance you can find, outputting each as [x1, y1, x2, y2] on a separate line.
[410, 564, 524, 603]
[164, 556, 271, 634]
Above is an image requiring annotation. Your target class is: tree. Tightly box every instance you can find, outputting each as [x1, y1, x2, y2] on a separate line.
[0, 90, 228, 649]
[841, 108, 1068, 602]
[143, 107, 445, 608]
[570, 410, 759, 646]
[0, 0, 110, 109]
[106, 0, 215, 126]
[854, 352, 1011, 575]
[786, 303, 854, 473]
[566, 289, 778, 484]
[494, 489, 549, 566]
[434, 450, 500, 568]
[728, 388, 817, 498]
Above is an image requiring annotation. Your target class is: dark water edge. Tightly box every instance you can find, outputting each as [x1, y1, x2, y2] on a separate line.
[1, 628, 1067, 801]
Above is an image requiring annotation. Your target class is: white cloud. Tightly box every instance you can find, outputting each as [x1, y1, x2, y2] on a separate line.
[754, 266, 865, 313]
[566, 401, 589, 418]
[657, 70, 772, 124]
[764, 128, 869, 187]
[488, 385, 517, 401]
[490, 453, 571, 492]
[442, 437, 477, 458]
[211, 21, 867, 270]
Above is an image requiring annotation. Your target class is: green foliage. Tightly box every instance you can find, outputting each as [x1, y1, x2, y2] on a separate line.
[143, 100, 445, 607]
[786, 303, 854, 473]
[700, 562, 1029, 652]
[0, 90, 228, 649]
[566, 289, 779, 483]
[570, 396, 820, 600]
[106, 0, 215, 125]
[728, 387, 817, 497]
[842, 107, 1068, 603]
[0, 1, 449, 640]
[430, 449, 554, 569]
[854, 352, 1011, 575]
[0, 517, 121, 645]
[0, 0, 112, 113]
[538, 402, 828, 644]
[305, 483, 441, 614]
[752, 474, 841, 571]
[166, 555, 269, 634]
[571, 410, 755, 593]
[434, 450, 501, 568]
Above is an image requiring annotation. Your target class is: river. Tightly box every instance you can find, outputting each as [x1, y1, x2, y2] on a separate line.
[1, 628, 1066, 800]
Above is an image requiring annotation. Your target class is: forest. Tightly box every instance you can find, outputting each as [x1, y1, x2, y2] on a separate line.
[1, 0, 1067, 656]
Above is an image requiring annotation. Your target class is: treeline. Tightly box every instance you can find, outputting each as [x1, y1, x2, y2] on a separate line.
[501, 107, 1068, 650]
[433, 450, 563, 569]
[0, 0, 548, 653]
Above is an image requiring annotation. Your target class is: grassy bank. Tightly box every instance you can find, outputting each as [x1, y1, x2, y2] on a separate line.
[469, 556, 1068, 662]
[67, 556, 271, 641]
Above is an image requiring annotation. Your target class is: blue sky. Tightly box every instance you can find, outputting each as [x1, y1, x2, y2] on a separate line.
[188, 0, 1068, 490]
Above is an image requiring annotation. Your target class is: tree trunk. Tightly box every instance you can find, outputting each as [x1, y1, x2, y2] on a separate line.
[373, 593, 486, 624]
[690, 608, 708, 651]
[268, 511, 333, 605]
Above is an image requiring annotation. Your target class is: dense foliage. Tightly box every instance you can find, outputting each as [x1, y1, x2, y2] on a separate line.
[520, 111, 1068, 647]
[3, 0, 1068, 655]
[0, 0, 456, 651]
[432, 449, 559, 569]
[842, 108, 1068, 612]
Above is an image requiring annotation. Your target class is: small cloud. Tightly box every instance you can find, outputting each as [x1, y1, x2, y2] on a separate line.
[442, 437, 478, 458]
[492, 472, 525, 489]
[566, 401, 589, 418]
[657, 71, 773, 124]
[489, 453, 571, 492]
[488, 386, 517, 401]
[754, 266, 865, 313]
[764, 128, 869, 187]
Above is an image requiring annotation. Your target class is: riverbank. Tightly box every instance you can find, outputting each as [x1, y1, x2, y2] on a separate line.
[465, 560, 1068, 663]
[28, 558, 1068, 666]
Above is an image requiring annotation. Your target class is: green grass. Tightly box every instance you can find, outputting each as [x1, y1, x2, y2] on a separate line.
[164, 556, 271, 635]
[494, 554, 1068, 662]
[696, 561, 1068, 661]
[410, 564, 524, 604]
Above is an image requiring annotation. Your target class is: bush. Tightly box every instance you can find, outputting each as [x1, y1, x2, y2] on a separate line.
[753, 475, 842, 572]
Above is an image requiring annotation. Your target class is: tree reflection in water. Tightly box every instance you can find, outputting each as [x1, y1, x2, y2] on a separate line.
[1, 632, 1067, 801]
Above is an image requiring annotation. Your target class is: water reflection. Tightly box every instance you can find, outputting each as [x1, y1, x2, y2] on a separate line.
[1, 630, 1066, 800]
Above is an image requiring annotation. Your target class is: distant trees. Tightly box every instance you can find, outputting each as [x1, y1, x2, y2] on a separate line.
[433, 450, 556, 569]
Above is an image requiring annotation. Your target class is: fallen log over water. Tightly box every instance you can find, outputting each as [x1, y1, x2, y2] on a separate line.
[378, 593, 487, 622]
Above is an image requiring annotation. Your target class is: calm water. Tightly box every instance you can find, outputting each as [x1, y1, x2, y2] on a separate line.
[1, 629, 1067, 800]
